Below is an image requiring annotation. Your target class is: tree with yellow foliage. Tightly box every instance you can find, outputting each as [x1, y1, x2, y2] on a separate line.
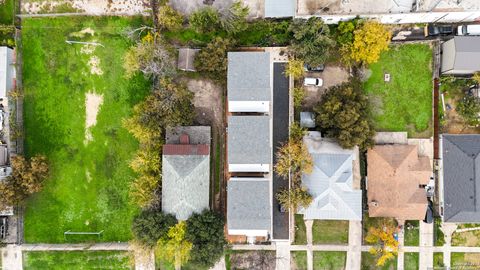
[472, 72, 480, 84]
[365, 222, 399, 266]
[156, 221, 193, 269]
[285, 58, 304, 79]
[349, 21, 392, 65]
[274, 139, 313, 180]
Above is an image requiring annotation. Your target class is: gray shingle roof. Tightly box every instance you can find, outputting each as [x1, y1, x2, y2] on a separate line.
[227, 52, 271, 102]
[442, 134, 480, 223]
[227, 115, 271, 165]
[299, 132, 362, 221]
[227, 178, 271, 231]
[162, 154, 210, 221]
[264, 0, 295, 17]
[441, 37, 480, 74]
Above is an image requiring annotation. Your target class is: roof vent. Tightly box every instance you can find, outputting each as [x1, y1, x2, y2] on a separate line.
[370, 200, 379, 207]
[180, 134, 190, 144]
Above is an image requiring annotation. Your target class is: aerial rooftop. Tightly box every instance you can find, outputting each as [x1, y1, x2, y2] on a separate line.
[441, 36, 480, 75]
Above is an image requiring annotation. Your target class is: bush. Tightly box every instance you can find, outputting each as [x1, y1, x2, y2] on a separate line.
[158, 5, 184, 31]
[132, 209, 177, 247]
[189, 7, 220, 33]
[194, 37, 233, 78]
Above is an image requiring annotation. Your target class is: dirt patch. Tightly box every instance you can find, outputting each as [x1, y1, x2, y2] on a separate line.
[442, 95, 480, 134]
[22, 0, 149, 15]
[230, 251, 276, 270]
[87, 56, 103, 75]
[84, 92, 104, 144]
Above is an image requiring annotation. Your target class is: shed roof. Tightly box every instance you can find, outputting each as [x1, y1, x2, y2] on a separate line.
[177, 48, 199, 71]
[299, 132, 362, 220]
[367, 145, 431, 220]
[227, 178, 271, 231]
[265, 0, 295, 17]
[227, 52, 271, 102]
[442, 134, 480, 223]
[441, 37, 480, 74]
[227, 115, 271, 165]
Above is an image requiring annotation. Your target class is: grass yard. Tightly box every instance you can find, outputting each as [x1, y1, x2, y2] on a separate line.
[291, 251, 307, 270]
[312, 220, 348, 244]
[361, 252, 397, 270]
[433, 253, 444, 268]
[23, 251, 133, 270]
[22, 16, 151, 243]
[0, 0, 14, 25]
[313, 251, 346, 270]
[364, 44, 433, 138]
[434, 218, 445, 246]
[451, 253, 480, 268]
[294, 214, 307, 245]
[404, 220, 419, 246]
[404, 253, 419, 270]
[452, 224, 480, 247]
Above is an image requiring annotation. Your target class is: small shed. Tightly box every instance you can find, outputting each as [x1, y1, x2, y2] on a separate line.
[300, 112, 316, 128]
[177, 48, 199, 72]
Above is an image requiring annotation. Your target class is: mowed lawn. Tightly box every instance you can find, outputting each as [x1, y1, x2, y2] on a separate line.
[364, 44, 433, 137]
[23, 251, 133, 270]
[22, 17, 150, 243]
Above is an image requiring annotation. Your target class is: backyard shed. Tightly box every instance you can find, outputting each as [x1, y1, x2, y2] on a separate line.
[177, 48, 199, 72]
[441, 36, 480, 75]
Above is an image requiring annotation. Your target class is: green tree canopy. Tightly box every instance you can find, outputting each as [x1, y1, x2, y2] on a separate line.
[457, 94, 480, 127]
[132, 208, 177, 247]
[288, 17, 335, 66]
[189, 7, 220, 33]
[185, 210, 227, 268]
[194, 37, 234, 77]
[219, 1, 249, 34]
[276, 186, 313, 211]
[314, 81, 375, 150]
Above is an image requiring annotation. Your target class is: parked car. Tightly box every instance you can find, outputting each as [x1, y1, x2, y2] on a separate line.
[304, 77, 323, 87]
[424, 24, 453, 37]
[457, 24, 480, 36]
[0, 216, 7, 239]
[303, 63, 325, 72]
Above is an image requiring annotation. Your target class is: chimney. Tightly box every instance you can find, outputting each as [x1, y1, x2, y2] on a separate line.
[180, 133, 190, 144]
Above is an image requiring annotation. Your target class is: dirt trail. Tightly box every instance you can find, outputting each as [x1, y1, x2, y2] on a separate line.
[84, 92, 103, 144]
[22, 0, 149, 15]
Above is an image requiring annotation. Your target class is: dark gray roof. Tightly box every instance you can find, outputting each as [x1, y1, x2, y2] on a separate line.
[227, 115, 271, 165]
[441, 37, 480, 74]
[264, 0, 295, 17]
[442, 134, 480, 223]
[227, 52, 271, 102]
[227, 178, 271, 231]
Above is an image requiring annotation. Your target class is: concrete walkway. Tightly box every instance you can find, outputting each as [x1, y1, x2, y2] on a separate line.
[1, 245, 23, 270]
[419, 221, 434, 270]
[275, 241, 291, 270]
[305, 220, 313, 270]
[397, 224, 405, 270]
[441, 223, 458, 269]
[346, 221, 362, 270]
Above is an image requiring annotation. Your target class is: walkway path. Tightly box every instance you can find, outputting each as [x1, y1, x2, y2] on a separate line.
[397, 224, 405, 270]
[1, 245, 23, 270]
[275, 241, 291, 270]
[346, 221, 362, 270]
[441, 223, 457, 269]
[419, 221, 434, 270]
[305, 220, 313, 270]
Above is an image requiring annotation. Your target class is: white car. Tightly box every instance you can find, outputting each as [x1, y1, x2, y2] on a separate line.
[457, 24, 480, 36]
[304, 77, 323, 87]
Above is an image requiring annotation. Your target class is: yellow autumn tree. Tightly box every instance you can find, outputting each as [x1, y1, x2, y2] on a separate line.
[473, 72, 480, 84]
[349, 21, 392, 65]
[365, 223, 399, 266]
[274, 140, 313, 179]
[285, 58, 304, 79]
[156, 221, 193, 269]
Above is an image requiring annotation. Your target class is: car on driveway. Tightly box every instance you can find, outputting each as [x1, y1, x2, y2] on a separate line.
[457, 24, 480, 36]
[424, 24, 454, 37]
[304, 63, 325, 72]
[304, 77, 323, 87]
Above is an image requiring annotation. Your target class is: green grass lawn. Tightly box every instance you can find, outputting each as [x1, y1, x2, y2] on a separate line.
[404, 220, 419, 246]
[313, 251, 346, 270]
[433, 253, 444, 268]
[0, 0, 14, 25]
[434, 218, 445, 246]
[291, 251, 307, 270]
[451, 253, 480, 268]
[312, 220, 348, 244]
[294, 214, 307, 245]
[22, 16, 151, 243]
[364, 44, 433, 138]
[404, 253, 419, 270]
[23, 251, 133, 270]
[361, 252, 397, 270]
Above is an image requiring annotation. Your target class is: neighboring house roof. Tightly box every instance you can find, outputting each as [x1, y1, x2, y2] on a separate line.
[227, 52, 271, 102]
[441, 37, 480, 74]
[442, 135, 480, 223]
[165, 126, 211, 145]
[367, 145, 431, 221]
[162, 128, 211, 221]
[298, 132, 362, 221]
[177, 48, 199, 72]
[227, 115, 271, 166]
[0, 47, 14, 98]
[265, 0, 295, 17]
[227, 178, 271, 233]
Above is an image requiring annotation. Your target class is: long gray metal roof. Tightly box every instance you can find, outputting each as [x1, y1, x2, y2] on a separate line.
[227, 52, 271, 102]
[264, 0, 295, 17]
[441, 37, 480, 74]
[442, 134, 480, 223]
[227, 115, 271, 165]
[227, 178, 271, 231]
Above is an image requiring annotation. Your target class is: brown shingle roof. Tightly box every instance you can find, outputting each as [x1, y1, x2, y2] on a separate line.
[367, 145, 431, 221]
[163, 144, 210, 155]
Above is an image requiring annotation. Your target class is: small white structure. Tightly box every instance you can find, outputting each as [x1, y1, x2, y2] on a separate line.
[0, 47, 15, 98]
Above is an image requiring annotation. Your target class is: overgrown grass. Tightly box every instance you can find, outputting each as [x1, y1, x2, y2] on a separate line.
[312, 220, 348, 244]
[434, 218, 445, 246]
[433, 252, 444, 268]
[291, 251, 307, 270]
[313, 251, 346, 270]
[452, 223, 480, 247]
[22, 16, 151, 243]
[404, 220, 419, 246]
[364, 44, 433, 138]
[23, 251, 133, 270]
[293, 214, 307, 245]
[361, 252, 397, 270]
[0, 0, 14, 25]
[404, 253, 419, 270]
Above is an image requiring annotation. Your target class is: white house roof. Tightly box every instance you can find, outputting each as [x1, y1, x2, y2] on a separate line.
[298, 132, 362, 221]
[0, 47, 14, 98]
